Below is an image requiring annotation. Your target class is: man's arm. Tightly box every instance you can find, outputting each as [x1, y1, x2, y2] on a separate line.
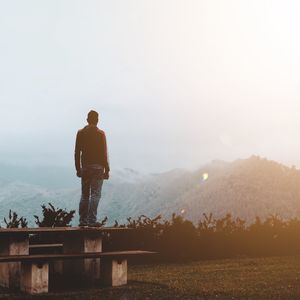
[74, 131, 82, 177]
[102, 132, 110, 179]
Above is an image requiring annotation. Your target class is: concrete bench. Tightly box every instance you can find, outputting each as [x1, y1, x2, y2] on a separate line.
[0, 227, 133, 289]
[0, 250, 155, 294]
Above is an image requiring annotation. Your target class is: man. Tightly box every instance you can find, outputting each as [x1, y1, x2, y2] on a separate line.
[74, 110, 110, 226]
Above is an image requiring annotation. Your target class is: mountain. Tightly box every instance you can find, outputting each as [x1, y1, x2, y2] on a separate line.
[0, 156, 300, 226]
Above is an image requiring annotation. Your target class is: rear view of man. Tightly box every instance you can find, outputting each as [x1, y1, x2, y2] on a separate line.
[74, 110, 110, 227]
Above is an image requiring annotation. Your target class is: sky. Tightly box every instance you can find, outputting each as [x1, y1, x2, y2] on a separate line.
[1, 0, 300, 173]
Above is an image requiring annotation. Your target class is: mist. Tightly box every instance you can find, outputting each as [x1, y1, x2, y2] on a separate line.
[1, 0, 300, 173]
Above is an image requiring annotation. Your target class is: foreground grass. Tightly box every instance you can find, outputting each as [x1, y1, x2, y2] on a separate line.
[1, 255, 300, 299]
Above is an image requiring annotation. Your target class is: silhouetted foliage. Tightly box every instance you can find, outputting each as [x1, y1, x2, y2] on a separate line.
[4, 201, 300, 262]
[97, 216, 108, 227]
[104, 212, 300, 262]
[3, 210, 28, 228]
[34, 203, 75, 227]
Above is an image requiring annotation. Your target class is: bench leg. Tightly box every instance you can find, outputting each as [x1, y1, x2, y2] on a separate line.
[50, 260, 63, 276]
[101, 258, 127, 286]
[20, 262, 49, 294]
[63, 233, 102, 282]
[0, 235, 29, 288]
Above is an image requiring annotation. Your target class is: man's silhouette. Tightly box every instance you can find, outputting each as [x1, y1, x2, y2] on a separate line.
[75, 110, 110, 226]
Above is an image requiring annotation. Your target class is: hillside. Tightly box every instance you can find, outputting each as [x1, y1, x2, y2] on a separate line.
[104, 156, 300, 223]
[1, 156, 300, 226]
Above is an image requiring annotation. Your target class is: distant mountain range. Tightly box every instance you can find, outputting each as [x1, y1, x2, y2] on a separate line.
[1, 156, 300, 226]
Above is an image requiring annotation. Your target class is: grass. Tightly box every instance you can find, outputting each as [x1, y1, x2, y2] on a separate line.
[1, 255, 300, 299]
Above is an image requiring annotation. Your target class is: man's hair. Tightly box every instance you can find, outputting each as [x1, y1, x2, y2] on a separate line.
[87, 110, 99, 124]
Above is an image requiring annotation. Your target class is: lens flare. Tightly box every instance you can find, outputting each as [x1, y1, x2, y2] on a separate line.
[202, 173, 209, 181]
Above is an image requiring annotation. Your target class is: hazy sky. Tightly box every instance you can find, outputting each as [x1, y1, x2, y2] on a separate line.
[1, 0, 300, 172]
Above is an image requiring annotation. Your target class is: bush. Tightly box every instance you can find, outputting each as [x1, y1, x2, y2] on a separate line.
[3, 210, 28, 228]
[106, 212, 300, 262]
[34, 203, 75, 227]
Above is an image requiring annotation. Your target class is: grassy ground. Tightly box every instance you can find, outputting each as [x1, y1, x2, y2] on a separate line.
[1, 256, 300, 299]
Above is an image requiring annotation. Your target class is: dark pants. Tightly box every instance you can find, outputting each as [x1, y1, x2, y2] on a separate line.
[79, 165, 104, 225]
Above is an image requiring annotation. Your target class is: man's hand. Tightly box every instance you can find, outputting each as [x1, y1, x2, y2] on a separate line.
[103, 172, 109, 180]
[76, 169, 82, 178]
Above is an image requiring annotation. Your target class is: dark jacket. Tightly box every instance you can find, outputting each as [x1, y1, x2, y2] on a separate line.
[74, 125, 110, 173]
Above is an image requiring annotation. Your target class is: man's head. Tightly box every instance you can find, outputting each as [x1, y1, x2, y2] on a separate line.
[87, 110, 99, 125]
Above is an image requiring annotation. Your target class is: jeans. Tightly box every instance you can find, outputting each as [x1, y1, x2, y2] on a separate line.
[79, 165, 104, 225]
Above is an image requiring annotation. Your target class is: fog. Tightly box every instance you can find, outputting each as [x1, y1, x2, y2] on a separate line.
[1, 0, 300, 172]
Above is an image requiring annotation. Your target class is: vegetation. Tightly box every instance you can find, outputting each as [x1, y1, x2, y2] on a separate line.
[105, 212, 300, 261]
[2, 203, 300, 261]
[2, 210, 27, 228]
[34, 203, 75, 227]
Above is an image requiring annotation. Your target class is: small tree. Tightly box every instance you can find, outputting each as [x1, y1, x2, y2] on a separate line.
[34, 203, 75, 227]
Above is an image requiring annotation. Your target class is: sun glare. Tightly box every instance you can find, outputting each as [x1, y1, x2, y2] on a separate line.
[202, 173, 209, 181]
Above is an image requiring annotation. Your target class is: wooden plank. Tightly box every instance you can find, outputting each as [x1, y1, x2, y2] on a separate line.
[29, 244, 63, 249]
[0, 227, 132, 234]
[0, 251, 156, 263]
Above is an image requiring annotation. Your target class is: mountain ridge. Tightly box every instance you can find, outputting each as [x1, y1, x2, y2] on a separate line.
[0, 156, 299, 226]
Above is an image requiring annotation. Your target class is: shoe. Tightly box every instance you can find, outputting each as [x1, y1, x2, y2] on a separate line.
[79, 222, 88, 228]
[88, 222, 104, 228]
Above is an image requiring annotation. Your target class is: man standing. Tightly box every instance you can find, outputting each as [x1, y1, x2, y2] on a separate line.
[75, 110, 110, 226]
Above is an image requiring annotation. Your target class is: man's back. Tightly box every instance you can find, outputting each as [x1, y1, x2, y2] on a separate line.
[75, 125, 109, 171]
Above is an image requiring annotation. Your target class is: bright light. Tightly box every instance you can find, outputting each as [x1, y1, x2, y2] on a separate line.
[202, 173, 209, 181]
